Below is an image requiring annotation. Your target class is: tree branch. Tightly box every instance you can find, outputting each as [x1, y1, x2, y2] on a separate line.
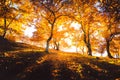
[6, 14, 18, 28]
[109, 32, 120, 41]
[41, 13, 52, 25]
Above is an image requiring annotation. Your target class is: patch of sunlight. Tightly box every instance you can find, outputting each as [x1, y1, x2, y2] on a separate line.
[58, 25, 67, 31]
[102, 51, 108, 57]
[64, 38, 72, 45]
[92, 52, 101, 57]
[92, 51, 108, 57]
[109, 61, 115, 64]
[24, 25, 37, 38]
[36, 58, 45, 64]
[10, 3, 19, 10]
[63, 46, 77, 52]
[70, 22, 81, 30]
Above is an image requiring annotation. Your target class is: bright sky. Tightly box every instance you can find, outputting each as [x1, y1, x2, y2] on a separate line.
[94, 1, 104, 12]
[24, 25, 37, 38]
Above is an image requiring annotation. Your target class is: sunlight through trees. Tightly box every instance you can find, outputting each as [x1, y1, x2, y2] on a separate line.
[0, 0, 119, 58]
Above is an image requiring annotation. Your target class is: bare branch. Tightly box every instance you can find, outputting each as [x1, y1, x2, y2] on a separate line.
[41, 13, 52, 25]
[40, 2, 55, 17]
[109, 32, 120, 41]
[6, 14, 18, 28]
[55, 3, 64, 13]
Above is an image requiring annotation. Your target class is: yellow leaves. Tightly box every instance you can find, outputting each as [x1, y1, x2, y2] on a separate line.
[16, 61, 22, 64]
[77, 64, 83, 73]
[26, 67, 33, 72]
[4, 52, 10, 57]
[109, 61, 115, 64]
[36, 57, 46, 64]
[52, 69, 60, 77]
[67, 61, 83, 73]
[84, 7, 91, 13]
[4, 52, 17, 58]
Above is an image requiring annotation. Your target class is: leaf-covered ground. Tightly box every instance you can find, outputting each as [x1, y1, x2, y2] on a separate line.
[0, 50, 120, 80]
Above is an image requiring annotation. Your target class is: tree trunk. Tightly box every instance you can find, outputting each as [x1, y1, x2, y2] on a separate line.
[2, 29, 7, 38]
[2, 16, 7, 38]
[106, 32, 120, 58]
[56, 42, 59, 50]
[87, 33, 92, 56]
[106, 40, 113, 58]
[84, 40, 92, 56]
[83, 32, 92, 56]
[86, 35, 92, 56]
[45, 40, 50, 53]
[87, 43, 92, 56]
[53, 39, 59, 50]
[45, 24, 54, 53]
[45, 33, 52, 53]
[2, 0, 7, 38]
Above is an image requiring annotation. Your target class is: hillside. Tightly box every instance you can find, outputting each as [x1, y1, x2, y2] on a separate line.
[0, 36, 40, 52]
[0, 50, 120, 80]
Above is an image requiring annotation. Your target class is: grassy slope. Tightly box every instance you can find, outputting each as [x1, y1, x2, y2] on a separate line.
[0, 37, 120, 80]
[0, 36, 41, 52]
[0, 50, 120, 80]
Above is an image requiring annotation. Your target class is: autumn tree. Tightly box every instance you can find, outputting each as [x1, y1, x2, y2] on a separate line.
[99, 0, 120, 58]
[30, 0, 72, 52]
[0, 0, 16, 38]
[0, 0, 37, 42]
[68, 0, 99, 56]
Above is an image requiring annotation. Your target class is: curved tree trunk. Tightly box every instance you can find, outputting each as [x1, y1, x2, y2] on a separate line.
[106, 32, 120, 58]
[45, 32, 53, 53]
[83, 32, 92, 56]
[106, 40, 113, 58]
[45, 24, 54, 53]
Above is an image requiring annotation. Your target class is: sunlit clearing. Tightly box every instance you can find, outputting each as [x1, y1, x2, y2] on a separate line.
[24, 25, 37, 38]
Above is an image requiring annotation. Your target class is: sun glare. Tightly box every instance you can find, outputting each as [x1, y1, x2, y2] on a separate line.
[24, 25, 37, 38]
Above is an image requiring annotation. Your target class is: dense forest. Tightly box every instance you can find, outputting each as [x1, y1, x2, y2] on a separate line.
[0, 0, 120, 80]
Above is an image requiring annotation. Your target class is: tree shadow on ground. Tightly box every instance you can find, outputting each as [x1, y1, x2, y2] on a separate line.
[89, 59, 120, 80]
[75, 58, 120, 80]
[81, 64, 106, 80]
[58, 64, 81, 80]
[1, 51, 120, 80]
[20, 60, 53, 80]
[0, 51, 46, 80]
[20, 60, 81, 80]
